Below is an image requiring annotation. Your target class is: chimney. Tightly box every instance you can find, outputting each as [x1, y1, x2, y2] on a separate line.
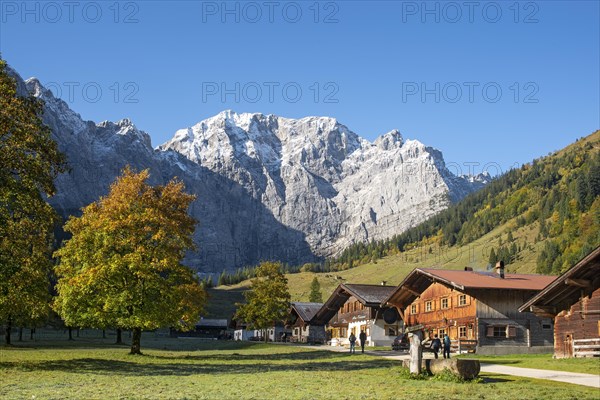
[464, 267, 473, 271]
[381, 281, 387, 286]
[495, 261, 505, 279]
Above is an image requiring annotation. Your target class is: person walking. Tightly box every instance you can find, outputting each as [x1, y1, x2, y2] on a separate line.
[443, 333, 451, 359]
[348, 332, 357, 354]
[431, 334, 441, 359]
[359, 330, 367, 353]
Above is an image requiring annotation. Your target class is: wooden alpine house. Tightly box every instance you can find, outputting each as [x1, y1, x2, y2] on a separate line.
[520, 245, 600, 358]
[312, 283, 400, 347]
[384, 266, 556, 355]
[287, 302, 326, 344]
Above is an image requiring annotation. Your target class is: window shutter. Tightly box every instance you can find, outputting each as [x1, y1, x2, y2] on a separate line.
[507, 326, 517, 338]
[486, 326, 494, 337]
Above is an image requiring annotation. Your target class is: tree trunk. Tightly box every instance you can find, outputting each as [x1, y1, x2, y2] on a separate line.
[130, 328, 142, 355]
[102, 329, 106, 339]
[68, 327, 73, 340]
[18, 327, 23, 342]
[5, 316, 11, 345]
[116, 328, 122, 344]
[30, 328, 35, 341]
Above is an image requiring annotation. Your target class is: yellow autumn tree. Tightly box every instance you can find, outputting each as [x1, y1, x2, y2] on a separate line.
[235, 261, 290, 342]
[54, 167, 206, 354]
[0, 58, 66, 344]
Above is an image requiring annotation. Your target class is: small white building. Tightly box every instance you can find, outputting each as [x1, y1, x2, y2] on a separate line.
[233, 329, 253, 341]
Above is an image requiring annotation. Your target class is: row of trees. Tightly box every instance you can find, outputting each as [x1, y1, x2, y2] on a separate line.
[0, 60, 207, 354]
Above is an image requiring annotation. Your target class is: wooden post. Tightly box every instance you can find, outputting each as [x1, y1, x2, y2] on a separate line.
[408, 332, 423, 374]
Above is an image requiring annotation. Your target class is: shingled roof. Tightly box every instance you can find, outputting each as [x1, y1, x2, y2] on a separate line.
[385, 267, 556, 310]
[519, 245, 600, 316]
[290, 302, 323, 323]
[312, 283, 396, 325]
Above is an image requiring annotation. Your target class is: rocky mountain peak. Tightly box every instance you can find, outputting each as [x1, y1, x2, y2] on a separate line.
[374, 129, 404, 150]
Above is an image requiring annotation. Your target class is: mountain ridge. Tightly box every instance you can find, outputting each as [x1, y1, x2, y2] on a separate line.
[9, 65, 487, 273]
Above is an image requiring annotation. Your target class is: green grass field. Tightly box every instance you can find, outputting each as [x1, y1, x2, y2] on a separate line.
[1, 335, 598, 400]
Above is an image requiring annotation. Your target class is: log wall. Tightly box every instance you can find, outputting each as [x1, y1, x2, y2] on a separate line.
[553, 287, 600, 358]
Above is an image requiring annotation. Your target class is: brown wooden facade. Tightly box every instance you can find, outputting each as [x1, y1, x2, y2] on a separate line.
[404, 283, 477, 341]
[520, 246, 600, 358]
[553, 288, 600, 357]
[386, 268, 556, 354]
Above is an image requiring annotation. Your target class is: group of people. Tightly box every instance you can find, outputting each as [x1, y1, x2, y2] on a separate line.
[429, 333, 451, 359]
[347, 330, 452, 358]
[348, 330, 367, 354]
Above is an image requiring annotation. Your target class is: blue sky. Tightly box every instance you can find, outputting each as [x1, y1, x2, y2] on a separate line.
[1, 1, 598, 175]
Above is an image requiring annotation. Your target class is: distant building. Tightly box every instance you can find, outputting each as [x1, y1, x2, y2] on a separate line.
[520, 245, 600, 358]
[229, 319, 253, 341]
[288, 302, 326, 343]
[313, 283, 400, 347]
[229, 318, 289, 342]
[383, 267, 556, 355]
[172, 318, 228, 339]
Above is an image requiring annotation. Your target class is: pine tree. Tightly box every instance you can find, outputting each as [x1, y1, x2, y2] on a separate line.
[488, 248, 497, 265]
[308, 277, 323, 303]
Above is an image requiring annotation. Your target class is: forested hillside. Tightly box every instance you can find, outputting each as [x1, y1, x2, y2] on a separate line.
[326, 130, 600, 276]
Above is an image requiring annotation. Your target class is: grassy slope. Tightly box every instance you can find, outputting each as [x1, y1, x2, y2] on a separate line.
[218, 217, 542, 303]
[1, 337, 598, 399]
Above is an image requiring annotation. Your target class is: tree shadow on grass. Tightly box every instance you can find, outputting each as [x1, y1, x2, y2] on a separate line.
[0, 353, 395, 377]
[152, 350, 343, 362]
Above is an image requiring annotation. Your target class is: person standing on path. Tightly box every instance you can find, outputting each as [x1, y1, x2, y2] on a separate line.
[359, 330, 367, 353]
[431, 334, 441, 359]
[349, 332, 357, 354]
[443, 333, 451, 359]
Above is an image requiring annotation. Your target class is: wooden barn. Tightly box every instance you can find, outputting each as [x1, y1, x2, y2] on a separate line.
[383, 266, 556, 355]
[519, 245, 600, 358]
[287, 302, 326, 343]
[312, 283, 400, 347]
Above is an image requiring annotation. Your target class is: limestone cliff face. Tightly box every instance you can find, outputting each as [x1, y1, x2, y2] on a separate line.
[12, 68, 487, 273]
[160, 111, 488, 257]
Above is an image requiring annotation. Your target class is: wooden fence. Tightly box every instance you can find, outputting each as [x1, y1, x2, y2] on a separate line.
[452, 339, 477, 354]
[573, 338, 600, 357]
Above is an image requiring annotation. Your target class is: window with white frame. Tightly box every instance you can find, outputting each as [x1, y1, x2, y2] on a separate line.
[458, 294, 467, 306]
[425, 301, 433, 312]
[441, 297, 449, 309]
